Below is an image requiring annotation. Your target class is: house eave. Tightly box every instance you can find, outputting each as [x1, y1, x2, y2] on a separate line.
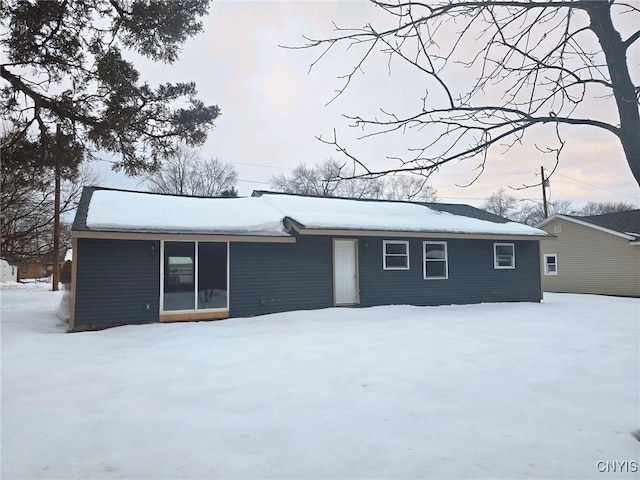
[283, 218, 552, 240]
[538, 214, 636, 240]
[71, 230, 296, 243]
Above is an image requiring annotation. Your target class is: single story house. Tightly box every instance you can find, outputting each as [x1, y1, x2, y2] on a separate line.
[538, 210, 640, 297]
[15, 256, 50, 280]
[69, 187, 552, 331]
[15, 249, 69, 281]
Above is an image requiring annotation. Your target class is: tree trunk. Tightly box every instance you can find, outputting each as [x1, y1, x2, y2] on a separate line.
[586, 1, 640, 186]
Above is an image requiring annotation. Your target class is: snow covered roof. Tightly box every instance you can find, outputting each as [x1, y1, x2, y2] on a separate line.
[83, 189, 289, 236]
[73, 187, 551, 238]
[255, 192, 547, 236]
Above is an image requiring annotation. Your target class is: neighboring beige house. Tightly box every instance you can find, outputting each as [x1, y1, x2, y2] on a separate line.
[537, 210, 640, 297]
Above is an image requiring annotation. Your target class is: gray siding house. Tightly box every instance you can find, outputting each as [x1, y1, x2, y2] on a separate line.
[538, 211, 640, 297]
[69, 187, 551, 331]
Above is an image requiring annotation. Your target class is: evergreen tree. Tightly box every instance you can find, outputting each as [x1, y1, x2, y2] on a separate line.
[1, 0, 220, 176]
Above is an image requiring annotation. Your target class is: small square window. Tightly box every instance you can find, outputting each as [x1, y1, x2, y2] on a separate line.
[544, 254, 558, 275]
[20, 265, 28, 273]
[383, 241, 409, 270]
[494, 243, 515, 269]
[554, 225, 562, 234]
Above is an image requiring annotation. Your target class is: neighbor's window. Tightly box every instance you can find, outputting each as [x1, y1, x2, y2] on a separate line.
[383, 240, 409, 270]
[20, 265, 28, 273]
[544, 254, 558, 275]
[424, 241, 448, 279]
[494, 243, 515, 269]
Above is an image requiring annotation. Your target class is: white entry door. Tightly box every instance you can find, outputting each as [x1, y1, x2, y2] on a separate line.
[333, 239, 358, 305]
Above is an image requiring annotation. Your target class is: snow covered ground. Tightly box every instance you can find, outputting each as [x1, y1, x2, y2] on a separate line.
[1, 283, 638, 479]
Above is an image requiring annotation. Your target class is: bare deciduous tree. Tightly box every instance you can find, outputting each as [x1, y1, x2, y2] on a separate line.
[516, 199, 636, 224]
[579, 201, 637, 215]
[270, 159, 438, 201]
[516, 199, 574, 226]
[382, 175, 439, 202]
[481, 188, 519, 218]
[270, 159, 382, 198]
[1, 163, 100, 262]
[295, 0, 640, 185]
[480, 188, 575, 224]
[144, 147, 238, 197]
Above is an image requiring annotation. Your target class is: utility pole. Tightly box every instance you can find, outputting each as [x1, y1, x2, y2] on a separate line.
[540, 165, 549, 219]
[52, 124, 61, 292]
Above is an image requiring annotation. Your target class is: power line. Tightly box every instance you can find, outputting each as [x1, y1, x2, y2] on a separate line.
[434, 171, 537, 177]
[233, 161, 293, 171]
[439, 196, 488, 201]
[237, 178, 271, 185]
[553, 173, 639, 200]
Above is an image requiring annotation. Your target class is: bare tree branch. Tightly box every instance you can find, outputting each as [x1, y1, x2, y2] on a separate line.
[293, 0, 640, 185]
[269, 158, 439, 201]
[142, 147, 238, 197]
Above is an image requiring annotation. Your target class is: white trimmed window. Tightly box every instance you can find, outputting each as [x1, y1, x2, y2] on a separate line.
[544, 254, 558, 275]
[423, 241, 448, 279]
[494, 243, 515, 269]
[383, 240, 409, 270]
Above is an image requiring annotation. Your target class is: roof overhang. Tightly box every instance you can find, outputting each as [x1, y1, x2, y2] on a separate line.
[538, 214, 637, 241]
[72, 230, 296, 243]
[283, 217, 553, 240]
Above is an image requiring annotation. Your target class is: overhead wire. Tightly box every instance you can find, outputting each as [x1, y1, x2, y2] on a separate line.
[88, 157, 637, 201]
[553, 173, 638, 200]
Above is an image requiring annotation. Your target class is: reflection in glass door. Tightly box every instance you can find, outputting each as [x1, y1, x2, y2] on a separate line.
[162, 241, 228, 312]
[197, 242, 228, 309]
[163, 242, 195, 311]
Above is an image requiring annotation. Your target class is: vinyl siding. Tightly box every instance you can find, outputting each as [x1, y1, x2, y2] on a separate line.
[230, 235, 541, 317]
[359, 237, 541, 306]
[229, 237, 333, 317]
[539, 218, 640, 296]
[73, 238, 160, 329]
[72, 235, 542, 329]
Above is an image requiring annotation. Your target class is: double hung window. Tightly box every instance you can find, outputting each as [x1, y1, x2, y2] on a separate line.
[423, 241, 448, 279]
[494, 243, 515, 269]
[544, 254, 558, 275]
[383, 241, 409, 270]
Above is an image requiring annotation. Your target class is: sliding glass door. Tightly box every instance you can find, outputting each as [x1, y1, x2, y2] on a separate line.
[162, 241, 228, 312]
[197, 242, 228, 309]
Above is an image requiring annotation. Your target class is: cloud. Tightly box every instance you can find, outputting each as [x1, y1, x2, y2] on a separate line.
[259, 62, 302, 116]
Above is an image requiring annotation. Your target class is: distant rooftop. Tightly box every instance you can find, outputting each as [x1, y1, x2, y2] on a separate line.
[568, 210, 640, 238]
